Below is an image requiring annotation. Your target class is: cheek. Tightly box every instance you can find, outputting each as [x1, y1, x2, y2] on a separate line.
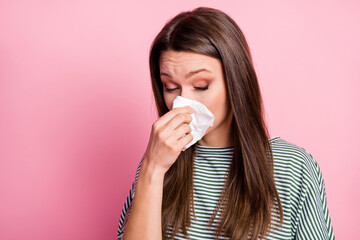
[206, 89, 228, 123]
[164, 94, 175, 110]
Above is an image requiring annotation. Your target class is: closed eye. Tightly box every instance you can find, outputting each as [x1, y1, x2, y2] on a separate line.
[164, 87, 179, 92]
[163, 85, 209, 92]
[195, 85, 209, 90]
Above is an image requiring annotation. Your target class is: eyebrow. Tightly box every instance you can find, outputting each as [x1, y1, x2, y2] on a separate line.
[160, 68, 211, 79]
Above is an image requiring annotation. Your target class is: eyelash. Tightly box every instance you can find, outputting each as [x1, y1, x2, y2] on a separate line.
[164, 85, 209, 92]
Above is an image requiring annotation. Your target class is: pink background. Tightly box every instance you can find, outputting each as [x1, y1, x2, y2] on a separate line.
[1, 0, 359, 239]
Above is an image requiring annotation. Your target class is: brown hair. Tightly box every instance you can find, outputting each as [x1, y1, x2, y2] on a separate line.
[149, 7, 283, 239]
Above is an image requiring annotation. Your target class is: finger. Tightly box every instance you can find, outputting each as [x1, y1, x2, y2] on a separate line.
[156, 106, 194, 129]
[177, 132, 194, 149]
[164, 112, 193, 132]
[169, 123, 192, 142]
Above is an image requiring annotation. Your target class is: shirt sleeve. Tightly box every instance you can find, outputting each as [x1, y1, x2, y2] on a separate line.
[117, 158, 143, 240]
[294, 152, 335, 240]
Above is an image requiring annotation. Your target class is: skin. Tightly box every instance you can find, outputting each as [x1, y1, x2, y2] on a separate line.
[123, 51, 233, 240]
[160, 50, 233, 148]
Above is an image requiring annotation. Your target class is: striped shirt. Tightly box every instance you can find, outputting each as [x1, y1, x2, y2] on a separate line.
[117, 137, 335, 239]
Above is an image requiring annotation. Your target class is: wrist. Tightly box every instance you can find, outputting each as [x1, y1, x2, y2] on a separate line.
[140, 157, 166, 184]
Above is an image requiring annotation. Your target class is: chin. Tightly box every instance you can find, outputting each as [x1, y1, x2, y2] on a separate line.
[204, 126, 214, 136]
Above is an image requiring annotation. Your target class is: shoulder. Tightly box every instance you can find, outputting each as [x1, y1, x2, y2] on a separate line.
[269, 137, 323, 192]
[270, 136, 316, 164]
[270, 136, 320, 173]
[269, 138, 334, 239]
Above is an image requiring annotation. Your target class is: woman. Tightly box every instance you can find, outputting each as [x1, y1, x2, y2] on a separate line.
[117, 7, 335, 240]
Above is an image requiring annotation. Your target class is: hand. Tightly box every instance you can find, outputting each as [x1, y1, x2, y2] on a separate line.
[143, 106, 194, 175]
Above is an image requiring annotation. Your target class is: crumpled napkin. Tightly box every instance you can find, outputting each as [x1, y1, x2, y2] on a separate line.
[172, 96, 215, 150]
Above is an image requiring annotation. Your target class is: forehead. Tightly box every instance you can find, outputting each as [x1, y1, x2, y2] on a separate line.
[159, 51, 221, 74]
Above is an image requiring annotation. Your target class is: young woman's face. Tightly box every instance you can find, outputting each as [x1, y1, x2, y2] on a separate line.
[159, 50, 233, 143]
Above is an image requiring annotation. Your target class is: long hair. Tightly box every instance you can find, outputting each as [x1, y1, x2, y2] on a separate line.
[149, 7, 283, 239]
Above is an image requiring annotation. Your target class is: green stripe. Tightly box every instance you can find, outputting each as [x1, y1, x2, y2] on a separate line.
[118, 137, 335, 240]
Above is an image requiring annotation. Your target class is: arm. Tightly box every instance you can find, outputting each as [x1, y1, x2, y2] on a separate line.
[121, 106, 194, 240]
[294, 154, 335, 240]
[117, 160, 142, 240]
[122, 158, 165, 240]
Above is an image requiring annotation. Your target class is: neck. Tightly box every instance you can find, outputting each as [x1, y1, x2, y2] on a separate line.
[198, 112, 233, 148]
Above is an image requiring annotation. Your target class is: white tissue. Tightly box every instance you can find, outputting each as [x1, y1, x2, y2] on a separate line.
[172, 96, 215, 150]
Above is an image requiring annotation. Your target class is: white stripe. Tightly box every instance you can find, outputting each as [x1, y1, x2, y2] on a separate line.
[118, 137, 335, 240]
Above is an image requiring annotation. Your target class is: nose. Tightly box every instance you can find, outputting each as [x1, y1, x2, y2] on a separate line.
[179, 89, 192, 100]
